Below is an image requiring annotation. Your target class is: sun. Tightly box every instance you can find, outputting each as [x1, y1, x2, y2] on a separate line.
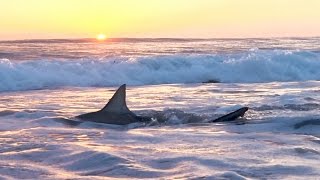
[96, 34, 107, 41]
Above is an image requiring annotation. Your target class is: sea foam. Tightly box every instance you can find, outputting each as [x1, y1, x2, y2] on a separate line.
[1, 50, 320, 92]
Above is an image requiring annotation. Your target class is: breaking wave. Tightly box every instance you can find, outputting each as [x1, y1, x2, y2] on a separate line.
[1, 50, 320, 92]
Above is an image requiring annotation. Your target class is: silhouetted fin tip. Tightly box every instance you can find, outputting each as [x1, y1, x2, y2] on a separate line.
[101, 84, 132, 114]
[210, 106, 249, 123]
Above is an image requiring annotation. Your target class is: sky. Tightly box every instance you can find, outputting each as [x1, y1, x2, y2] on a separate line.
[0, 0, 320, 40]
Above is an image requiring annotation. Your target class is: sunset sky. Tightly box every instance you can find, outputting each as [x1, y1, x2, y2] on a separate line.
[0, 0, 320, 40]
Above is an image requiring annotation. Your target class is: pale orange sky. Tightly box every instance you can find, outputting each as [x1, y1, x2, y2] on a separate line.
[0, 0, 319, 40]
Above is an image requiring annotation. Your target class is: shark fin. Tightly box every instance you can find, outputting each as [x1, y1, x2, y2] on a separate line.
[101, 84, 132, 114]
[209, 107, 249, 123]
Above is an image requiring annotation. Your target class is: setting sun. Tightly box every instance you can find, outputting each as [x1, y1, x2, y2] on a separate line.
[96, 34, 107, 41]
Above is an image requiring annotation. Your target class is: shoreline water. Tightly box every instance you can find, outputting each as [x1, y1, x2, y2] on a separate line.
[0, 38, 319, 179]
[0, 83, 319, 179]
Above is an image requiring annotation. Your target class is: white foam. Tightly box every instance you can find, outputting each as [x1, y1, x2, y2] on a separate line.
[1, 49, 320, 92]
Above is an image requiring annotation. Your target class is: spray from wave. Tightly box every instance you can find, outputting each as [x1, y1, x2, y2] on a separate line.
[1, 50, 320, 92]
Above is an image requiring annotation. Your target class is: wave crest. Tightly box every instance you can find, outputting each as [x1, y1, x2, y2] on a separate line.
[1, 50, 320, 92]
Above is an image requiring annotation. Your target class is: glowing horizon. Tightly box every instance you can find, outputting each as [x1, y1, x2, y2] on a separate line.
[1, 0, 320, 40]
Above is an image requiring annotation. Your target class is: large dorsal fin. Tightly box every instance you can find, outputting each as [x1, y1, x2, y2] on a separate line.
[101, 84, 132, 114]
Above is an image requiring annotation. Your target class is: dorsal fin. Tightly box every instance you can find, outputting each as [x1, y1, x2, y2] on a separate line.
[101, 84, 132, 114]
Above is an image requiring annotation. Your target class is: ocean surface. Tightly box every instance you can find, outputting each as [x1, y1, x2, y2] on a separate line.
[0, 38, 319, 179]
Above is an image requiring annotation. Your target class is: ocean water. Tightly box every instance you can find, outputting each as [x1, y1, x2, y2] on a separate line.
[0, 38, 319, 179]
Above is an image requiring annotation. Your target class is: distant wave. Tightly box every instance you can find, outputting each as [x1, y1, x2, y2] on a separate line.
[1, 37, 319, 44]
[0, 38, 209, 44]
[1, 50, 320, 92]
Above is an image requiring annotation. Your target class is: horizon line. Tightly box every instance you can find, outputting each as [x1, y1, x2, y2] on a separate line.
[1, 36, 319, 42]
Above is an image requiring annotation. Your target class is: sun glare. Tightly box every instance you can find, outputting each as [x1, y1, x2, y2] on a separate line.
[96, 34, 107, 41]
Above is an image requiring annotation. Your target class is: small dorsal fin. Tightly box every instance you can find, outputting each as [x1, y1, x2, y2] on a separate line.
[101, 84, 132, 114]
